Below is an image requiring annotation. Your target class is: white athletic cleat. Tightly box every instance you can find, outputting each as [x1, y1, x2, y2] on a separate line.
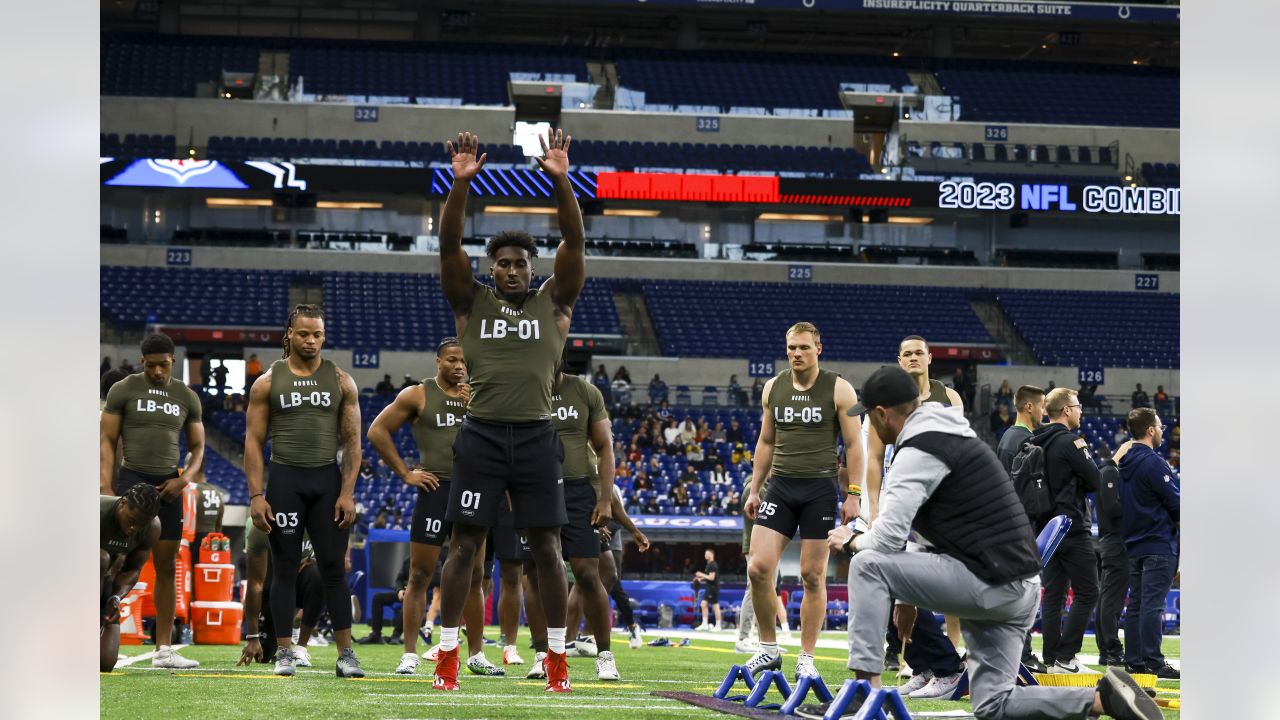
[908, 672, 964, 700]
[795, 654, 820, 679]
[1050, 656, 1101, 675]
[422, 644, 441, 661]
[570, 635, 598, 658]
[396, 652, 420, 675]
[694, 622, 710, 631]
[526, 651, 548, 679]
[503, 645, 525, 665]
[898, 662, 913, 678]
[596, 651, 620, 681]
[745, 650, 783, 678]
[735, 638, 762, 654]
[467, 653, 506, 676]
[273, 647, 297, 677]
[335, 647, 365, 678]
[152, 646, 200, 669]
[898, 671, 933, 696]
[307, 634, 329, 647]
[629, 626, 643, 650]
[293, 646, 312, 668]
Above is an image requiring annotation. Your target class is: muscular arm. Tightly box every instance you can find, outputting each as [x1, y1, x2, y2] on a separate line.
[337, 371, 363, 499]
[113, 521, 160, 598]
[183, 419, 206, 483]
[440, 132, 484, 325]
[243, 372, 272, 504]
[835, 379, 865, 523]
[100, 412, 123, 494]
[747, 378, 778, 510]
[865, 425, 886, 524]
[243, 549, 268, 636]
[945, 387, 964, 412]
[534, 129, 585, 316]
[367, 386, 424, 482]
[589, 418, 615, 525]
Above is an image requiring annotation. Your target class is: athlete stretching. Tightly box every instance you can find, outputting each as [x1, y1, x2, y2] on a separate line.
[101, 484, 162, 672]
[744, 322, 865, 679]
[245, 304, 365, 678]
[365, 338, 502, 676]
[431, 128, 585, 692]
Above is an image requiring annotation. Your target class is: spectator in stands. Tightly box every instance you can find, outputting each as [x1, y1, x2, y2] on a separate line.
[632, 426, 652, 451]
[1117, 407, 1180, 679]
[711, 421, 727, 443]
[730, 443, 752, 466]
[1030, 388, 1102, 674]
[642, 496, 660, 515]
[613, 366, 632, 384]
[375, 374, 395, 396]
[680, 464, 700, 487]
[626, 441, 643, 464]
[686, 443, 705, 466]
[724, 489, 742, 515]
[393, 508, 405, 530]
[358, 459, 374, 485]
[649, 374, 669, 405]
[1113, 424, 1129, 449]
[697, 497, 714, 516]
[728, 374, 745, 406]
[593, 364, 612, 405]
[1131, 383, 1150, 409]
[374, 512, 389, 529]
[647, 456, 663, 476]
[995, 379, 1013, 409]
[615, 461, 631, 480]
[656, 400, 673, 421]
[230, 393, 246, 412]
[988, 404, 1013, 438]
[1168, 448, 1180, 470]
[611, 374, 632, 407]
[751, 377, 765, 406]
[995, 385, 1046, 472]
[727, 419, 744, 445]
[709, 463, 730, 487]
[1168, 424, 1179, 452]
[695, 418, 711, 443]
[1078, 383, 1102, 413]
[672, 484, 690, 507]
[1153, 385, 1170, 415]
[663, 419, 683, 451]
[399, 374, 419, 390]
[679, 418, 698, 445]
[632, 471, 651, 491]
[246, 353, 263, 388]
[101, 357, 112, 375]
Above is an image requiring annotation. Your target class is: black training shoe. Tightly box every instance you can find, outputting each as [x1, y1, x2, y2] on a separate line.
[1097, 667, 1163, 720]
[355, 633, 384, 645]
[884, 649, 901, 673]
[1151, 662, 1180, 680]
[1022, 654, 1048, 674]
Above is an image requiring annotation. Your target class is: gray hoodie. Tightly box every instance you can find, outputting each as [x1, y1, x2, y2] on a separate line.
[858, 403, 975, 554]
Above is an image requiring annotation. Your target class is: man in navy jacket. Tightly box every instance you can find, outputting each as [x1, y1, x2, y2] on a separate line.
[1116, 407, 1180, 679]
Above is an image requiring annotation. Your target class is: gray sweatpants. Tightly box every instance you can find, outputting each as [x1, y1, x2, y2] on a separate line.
[847, 549, 1096, 720]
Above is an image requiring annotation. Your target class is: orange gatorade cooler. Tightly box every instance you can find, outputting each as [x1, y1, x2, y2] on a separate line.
[175, 542, 192, 622]
[194, 564, 235, 603]
[191, 601, 244, 645]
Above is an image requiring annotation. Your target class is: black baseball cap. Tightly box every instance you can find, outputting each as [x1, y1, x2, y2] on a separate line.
[847, 366, 920, 416]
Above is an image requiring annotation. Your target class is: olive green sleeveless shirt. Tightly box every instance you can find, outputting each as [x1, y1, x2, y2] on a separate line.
[103, 374, 202, 475]
[768, 368, 840, 479]
[101, 496, 143, 561]
[551, 374, 609, 497]
[267, 358, 342, 467]
[460, 283, 564, 422]
[410, 378, 467, 480]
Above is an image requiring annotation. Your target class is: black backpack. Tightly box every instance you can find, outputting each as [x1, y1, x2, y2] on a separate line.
[1010, 438, 1056, 529]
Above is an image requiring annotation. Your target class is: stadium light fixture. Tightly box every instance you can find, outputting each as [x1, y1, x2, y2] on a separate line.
[206, 197, 273, 207]
[316, 201, 383, 210]
[757, 213, 843, 222]
[603, 209, 661, 217]
[484, 205, 557, 215]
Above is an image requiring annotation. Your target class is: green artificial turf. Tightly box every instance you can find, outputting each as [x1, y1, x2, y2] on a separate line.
[102, 627, 1180, 719]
